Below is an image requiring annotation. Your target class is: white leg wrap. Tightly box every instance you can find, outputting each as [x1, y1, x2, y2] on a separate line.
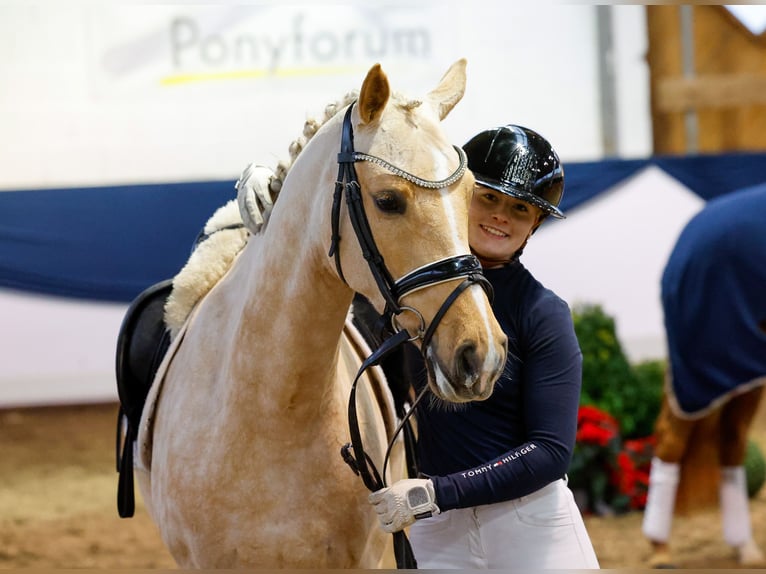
[642, 457, 680, 542]
[720, 466, 752, 547]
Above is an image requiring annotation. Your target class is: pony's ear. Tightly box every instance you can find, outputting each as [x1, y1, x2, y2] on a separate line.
[426, 58, 467, 120]
[358, 63, 390, 124]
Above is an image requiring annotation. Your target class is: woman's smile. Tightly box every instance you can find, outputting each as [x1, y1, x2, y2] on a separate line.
[479, 224, 508, 238]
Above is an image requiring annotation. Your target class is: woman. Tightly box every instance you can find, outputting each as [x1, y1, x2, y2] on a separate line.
[369, 125, 600, 569]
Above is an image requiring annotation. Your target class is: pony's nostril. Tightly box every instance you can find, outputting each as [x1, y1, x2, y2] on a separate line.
[456, 342, 480, 385]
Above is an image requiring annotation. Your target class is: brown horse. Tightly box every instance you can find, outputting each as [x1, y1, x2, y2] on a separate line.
[133, 60, 507, 568]
[643, 186, 766, 567]
[644, 381, 764, 567]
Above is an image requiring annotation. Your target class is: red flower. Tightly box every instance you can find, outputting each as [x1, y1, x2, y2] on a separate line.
[609, 436, 656, 510]
[571, 406, 657, 514]
[577, 423, 615, 446]
[576, 405, 620, 446]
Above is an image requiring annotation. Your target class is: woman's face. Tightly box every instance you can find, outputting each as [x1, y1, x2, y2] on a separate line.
[468, 185, 544, 268]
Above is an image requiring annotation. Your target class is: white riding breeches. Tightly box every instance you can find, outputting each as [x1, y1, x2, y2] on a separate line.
[408, 478, 600, 569]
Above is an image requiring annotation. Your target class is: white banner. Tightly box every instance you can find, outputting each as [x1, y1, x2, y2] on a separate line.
[87, 4, 455, 99]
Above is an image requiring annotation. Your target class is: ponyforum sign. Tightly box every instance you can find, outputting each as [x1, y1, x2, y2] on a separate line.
[91, 5, 449, 95]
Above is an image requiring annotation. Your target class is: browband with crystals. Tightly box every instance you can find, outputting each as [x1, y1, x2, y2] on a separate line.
[352, 146, 467, 189]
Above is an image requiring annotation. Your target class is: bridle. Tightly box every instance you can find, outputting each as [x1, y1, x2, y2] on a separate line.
[329, 103, 493, 350]
[331, 103, 493, 568]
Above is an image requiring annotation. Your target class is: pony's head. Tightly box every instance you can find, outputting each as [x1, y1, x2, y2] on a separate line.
[331, 60, 508, 403]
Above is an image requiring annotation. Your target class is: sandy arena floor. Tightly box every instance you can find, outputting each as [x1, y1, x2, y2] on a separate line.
[2, 399, 766, 569]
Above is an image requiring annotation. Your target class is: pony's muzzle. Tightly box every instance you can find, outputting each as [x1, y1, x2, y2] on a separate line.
[427, 334, 507, 402]
[457, 336, 507, 400]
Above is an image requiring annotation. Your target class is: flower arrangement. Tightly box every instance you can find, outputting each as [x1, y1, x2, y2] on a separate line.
[611, 435, 656, 511]
[569, 303, 766, 515]
[568, 404, 655, 515]
[570, 304, 663, 515]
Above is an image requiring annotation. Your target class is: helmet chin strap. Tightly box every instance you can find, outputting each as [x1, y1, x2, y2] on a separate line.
[470, 247, 514, 268]
[471, 229, 536, 268]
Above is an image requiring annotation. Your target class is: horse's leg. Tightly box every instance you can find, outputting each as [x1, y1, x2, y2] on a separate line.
[642, 380, 696, 568]
[719, 386, 765, 565]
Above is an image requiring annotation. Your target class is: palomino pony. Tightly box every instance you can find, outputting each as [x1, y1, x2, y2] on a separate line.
[642, 185, 766, 567]
[133, 60, 507, 568]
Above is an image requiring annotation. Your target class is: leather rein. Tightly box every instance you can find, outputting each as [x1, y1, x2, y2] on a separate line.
[331, 103, 492, 568]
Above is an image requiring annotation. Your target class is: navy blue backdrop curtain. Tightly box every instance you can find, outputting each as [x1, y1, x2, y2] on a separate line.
[1, 152, 765, 303]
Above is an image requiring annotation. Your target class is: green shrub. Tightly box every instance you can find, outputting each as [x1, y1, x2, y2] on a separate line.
[629, 359, 666, 438]
[745, 439, 766, 498]
[572, 303, 664, 439]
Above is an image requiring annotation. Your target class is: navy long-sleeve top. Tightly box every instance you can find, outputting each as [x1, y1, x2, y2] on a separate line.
[415, 260, 583, 511]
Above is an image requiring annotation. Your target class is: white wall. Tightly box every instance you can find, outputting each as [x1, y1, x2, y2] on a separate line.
[0, 291, 126, 407]
[524, 167, 704, 364]
[0, 2, 658, 407]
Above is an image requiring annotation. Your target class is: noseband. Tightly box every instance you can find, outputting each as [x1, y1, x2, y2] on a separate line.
[328, 103, 493, 351]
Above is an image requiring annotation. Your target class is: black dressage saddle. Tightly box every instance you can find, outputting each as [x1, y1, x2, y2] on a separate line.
[114, 278, 174, 518]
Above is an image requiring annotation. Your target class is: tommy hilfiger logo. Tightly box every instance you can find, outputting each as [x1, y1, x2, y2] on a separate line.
[460, 443, 538, 478]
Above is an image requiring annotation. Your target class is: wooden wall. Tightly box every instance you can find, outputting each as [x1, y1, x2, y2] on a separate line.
[647, 5, 766, 154]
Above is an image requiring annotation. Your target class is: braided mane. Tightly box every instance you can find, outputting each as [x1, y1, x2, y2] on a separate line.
[269, 92, 421, 197]
[164, 90, 360, 336]
[268, 90, 360, 199]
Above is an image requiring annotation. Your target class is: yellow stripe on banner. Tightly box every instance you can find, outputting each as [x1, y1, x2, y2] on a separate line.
[160, 66, 364, 86]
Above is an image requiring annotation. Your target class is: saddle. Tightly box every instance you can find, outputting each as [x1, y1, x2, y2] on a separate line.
[114, 278, 174, 518]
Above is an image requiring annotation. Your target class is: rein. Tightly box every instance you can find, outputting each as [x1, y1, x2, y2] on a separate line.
[332, 103, 492, 569]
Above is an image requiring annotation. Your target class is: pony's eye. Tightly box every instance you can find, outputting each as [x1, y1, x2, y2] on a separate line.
[373, 191, 405, 214]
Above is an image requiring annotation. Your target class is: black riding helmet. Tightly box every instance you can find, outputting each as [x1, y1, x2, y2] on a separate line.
[463, 125, 565, 219]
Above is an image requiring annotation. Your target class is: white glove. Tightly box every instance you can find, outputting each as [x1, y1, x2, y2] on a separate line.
[368, 478, 440, 533]
[235, 163, 277, 233]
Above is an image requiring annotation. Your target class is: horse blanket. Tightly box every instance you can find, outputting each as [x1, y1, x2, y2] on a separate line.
[662, 184, 766, 418]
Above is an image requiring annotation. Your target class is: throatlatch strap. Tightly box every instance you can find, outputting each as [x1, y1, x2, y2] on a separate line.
[328, 180, 346, 284]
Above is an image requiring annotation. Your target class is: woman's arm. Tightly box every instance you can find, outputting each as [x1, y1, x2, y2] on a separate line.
[431, 296, 582, 510]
